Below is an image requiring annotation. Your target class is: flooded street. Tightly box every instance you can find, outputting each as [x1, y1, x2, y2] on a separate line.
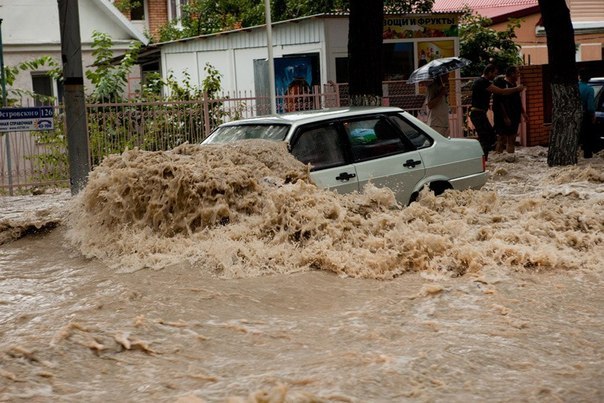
[1, 145, 603, 402]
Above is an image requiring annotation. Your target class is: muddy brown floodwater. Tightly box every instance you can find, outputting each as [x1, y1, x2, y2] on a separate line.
[1, 143, 603, 402]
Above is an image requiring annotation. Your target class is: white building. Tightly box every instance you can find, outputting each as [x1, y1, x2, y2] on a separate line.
[158, 15, 344, 97]
[0, 0, 149, 105]
[158, 13, 462, 98]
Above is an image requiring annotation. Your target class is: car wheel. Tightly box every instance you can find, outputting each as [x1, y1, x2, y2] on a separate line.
[409, 181, 453, 205]
[430, 181, 453, 196]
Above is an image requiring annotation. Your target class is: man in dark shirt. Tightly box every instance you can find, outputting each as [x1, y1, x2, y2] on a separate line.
[493, 66, 527, 154]
[469, 64, 525, 160]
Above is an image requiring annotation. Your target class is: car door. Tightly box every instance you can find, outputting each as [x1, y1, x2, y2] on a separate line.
[343, 114, 427, 204]
[289, 122, 359, 195]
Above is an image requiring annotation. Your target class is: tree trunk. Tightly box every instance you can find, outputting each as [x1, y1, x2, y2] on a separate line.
[348, 0, 383, 106]
[538, 0, 582, 166]
[548, 83, 582, 166]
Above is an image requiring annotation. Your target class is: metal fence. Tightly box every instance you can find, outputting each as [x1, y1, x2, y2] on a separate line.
[0, 80, 479, 193]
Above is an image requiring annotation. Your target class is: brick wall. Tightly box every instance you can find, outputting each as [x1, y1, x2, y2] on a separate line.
[520, 65, 550, 146]
[115, 0, 168, 41]
[147, 0, 169, 41]
[520, 61, 604, 146]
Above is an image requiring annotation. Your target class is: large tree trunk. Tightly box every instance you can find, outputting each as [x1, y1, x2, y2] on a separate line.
[538, 0, 582, 166]
[348, 0, 384, 106]
[548, 83, 583, 166]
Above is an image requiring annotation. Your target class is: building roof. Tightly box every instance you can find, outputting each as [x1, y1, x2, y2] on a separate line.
[0, 0, 149, 46]
[155, 11, 464, 47]
[433, 0, 539, 21]
[96, 0, 150, 45]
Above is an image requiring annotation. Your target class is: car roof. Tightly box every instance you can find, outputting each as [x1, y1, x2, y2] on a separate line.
[588, 77, 604, 83]
[218, 106, 405, 127]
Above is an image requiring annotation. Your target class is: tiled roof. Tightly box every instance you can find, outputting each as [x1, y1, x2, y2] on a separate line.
[433, 0, 539, 19]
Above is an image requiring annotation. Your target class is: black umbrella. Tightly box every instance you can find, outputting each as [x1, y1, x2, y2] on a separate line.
[407, 57, 471, 84]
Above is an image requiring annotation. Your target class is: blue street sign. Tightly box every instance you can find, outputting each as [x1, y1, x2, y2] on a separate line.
[0, 106, 54, 132]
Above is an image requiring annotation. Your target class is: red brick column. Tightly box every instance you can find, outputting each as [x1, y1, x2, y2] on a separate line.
[147, 0, 169, 41]
[520, 65, 550, 146]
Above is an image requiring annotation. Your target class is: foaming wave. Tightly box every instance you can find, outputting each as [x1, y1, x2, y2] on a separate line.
[548, 164, 604, 184]
[65, 142, 604, 278]
[0, 191, 69, 245]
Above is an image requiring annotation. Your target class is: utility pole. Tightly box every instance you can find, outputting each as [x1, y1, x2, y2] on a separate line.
[0, 19, 15, 195]
[58, 0, 90, 194]
[264, 0, 276, 114]
[0, 20, 7, 107]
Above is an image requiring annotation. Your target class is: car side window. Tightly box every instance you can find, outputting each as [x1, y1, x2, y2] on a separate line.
[290, 124, 346, 170]
[344, 117, 409, 161]
[389, 115, 433, 149]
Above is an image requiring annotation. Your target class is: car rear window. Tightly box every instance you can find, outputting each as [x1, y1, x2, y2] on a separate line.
[205, 124, 290, 144]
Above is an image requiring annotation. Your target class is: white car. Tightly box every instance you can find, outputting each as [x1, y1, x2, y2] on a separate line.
[203, 106, 487, 205]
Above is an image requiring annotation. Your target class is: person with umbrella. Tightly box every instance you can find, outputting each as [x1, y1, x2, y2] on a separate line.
[408, 57, 471, 137]
[408, 57, 470, 84]
[425, 74, 449, 136]
[469, 64, 525, 161]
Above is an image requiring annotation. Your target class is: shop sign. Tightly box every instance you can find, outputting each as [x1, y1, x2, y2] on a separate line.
[384, 14, 459, 39]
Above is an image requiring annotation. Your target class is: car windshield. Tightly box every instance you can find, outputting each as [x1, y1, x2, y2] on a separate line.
[590, 83, 603, 96]
[205, 124, 290, 144]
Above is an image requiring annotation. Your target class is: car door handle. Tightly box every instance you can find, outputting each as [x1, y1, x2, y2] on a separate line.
[403, 159, 422, 168]
[336, 172, 356, 181]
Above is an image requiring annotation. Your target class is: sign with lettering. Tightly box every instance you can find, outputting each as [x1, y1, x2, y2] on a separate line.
[383, 14, 459, 39]
[0, 106, 55, 132]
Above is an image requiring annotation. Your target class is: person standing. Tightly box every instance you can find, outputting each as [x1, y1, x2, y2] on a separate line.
[469, 64, 525, 160]
[493, 66, 528, 154]
[578, 69, 596, 158]
[425, 74, 449, 137]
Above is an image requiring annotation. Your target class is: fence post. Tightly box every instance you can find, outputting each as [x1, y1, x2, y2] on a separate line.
[203, 92, 211, 137]
[3, 133, 13, 195]
[382, 83, 390, 106]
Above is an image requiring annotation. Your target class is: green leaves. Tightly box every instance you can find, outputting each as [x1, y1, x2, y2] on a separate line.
[85, 31, 142, 102]
[155, 0, 435, 42]
[113, 0, 142, 13]
[459, 9, 522, 76]
[384, 0, 434, 14]
[2, 56, 61, 105]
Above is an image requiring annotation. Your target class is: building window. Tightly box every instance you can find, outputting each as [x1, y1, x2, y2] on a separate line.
[169, 0, 188, 21]
[31, 74, 62, 106]
[130, 0, 145, 21]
